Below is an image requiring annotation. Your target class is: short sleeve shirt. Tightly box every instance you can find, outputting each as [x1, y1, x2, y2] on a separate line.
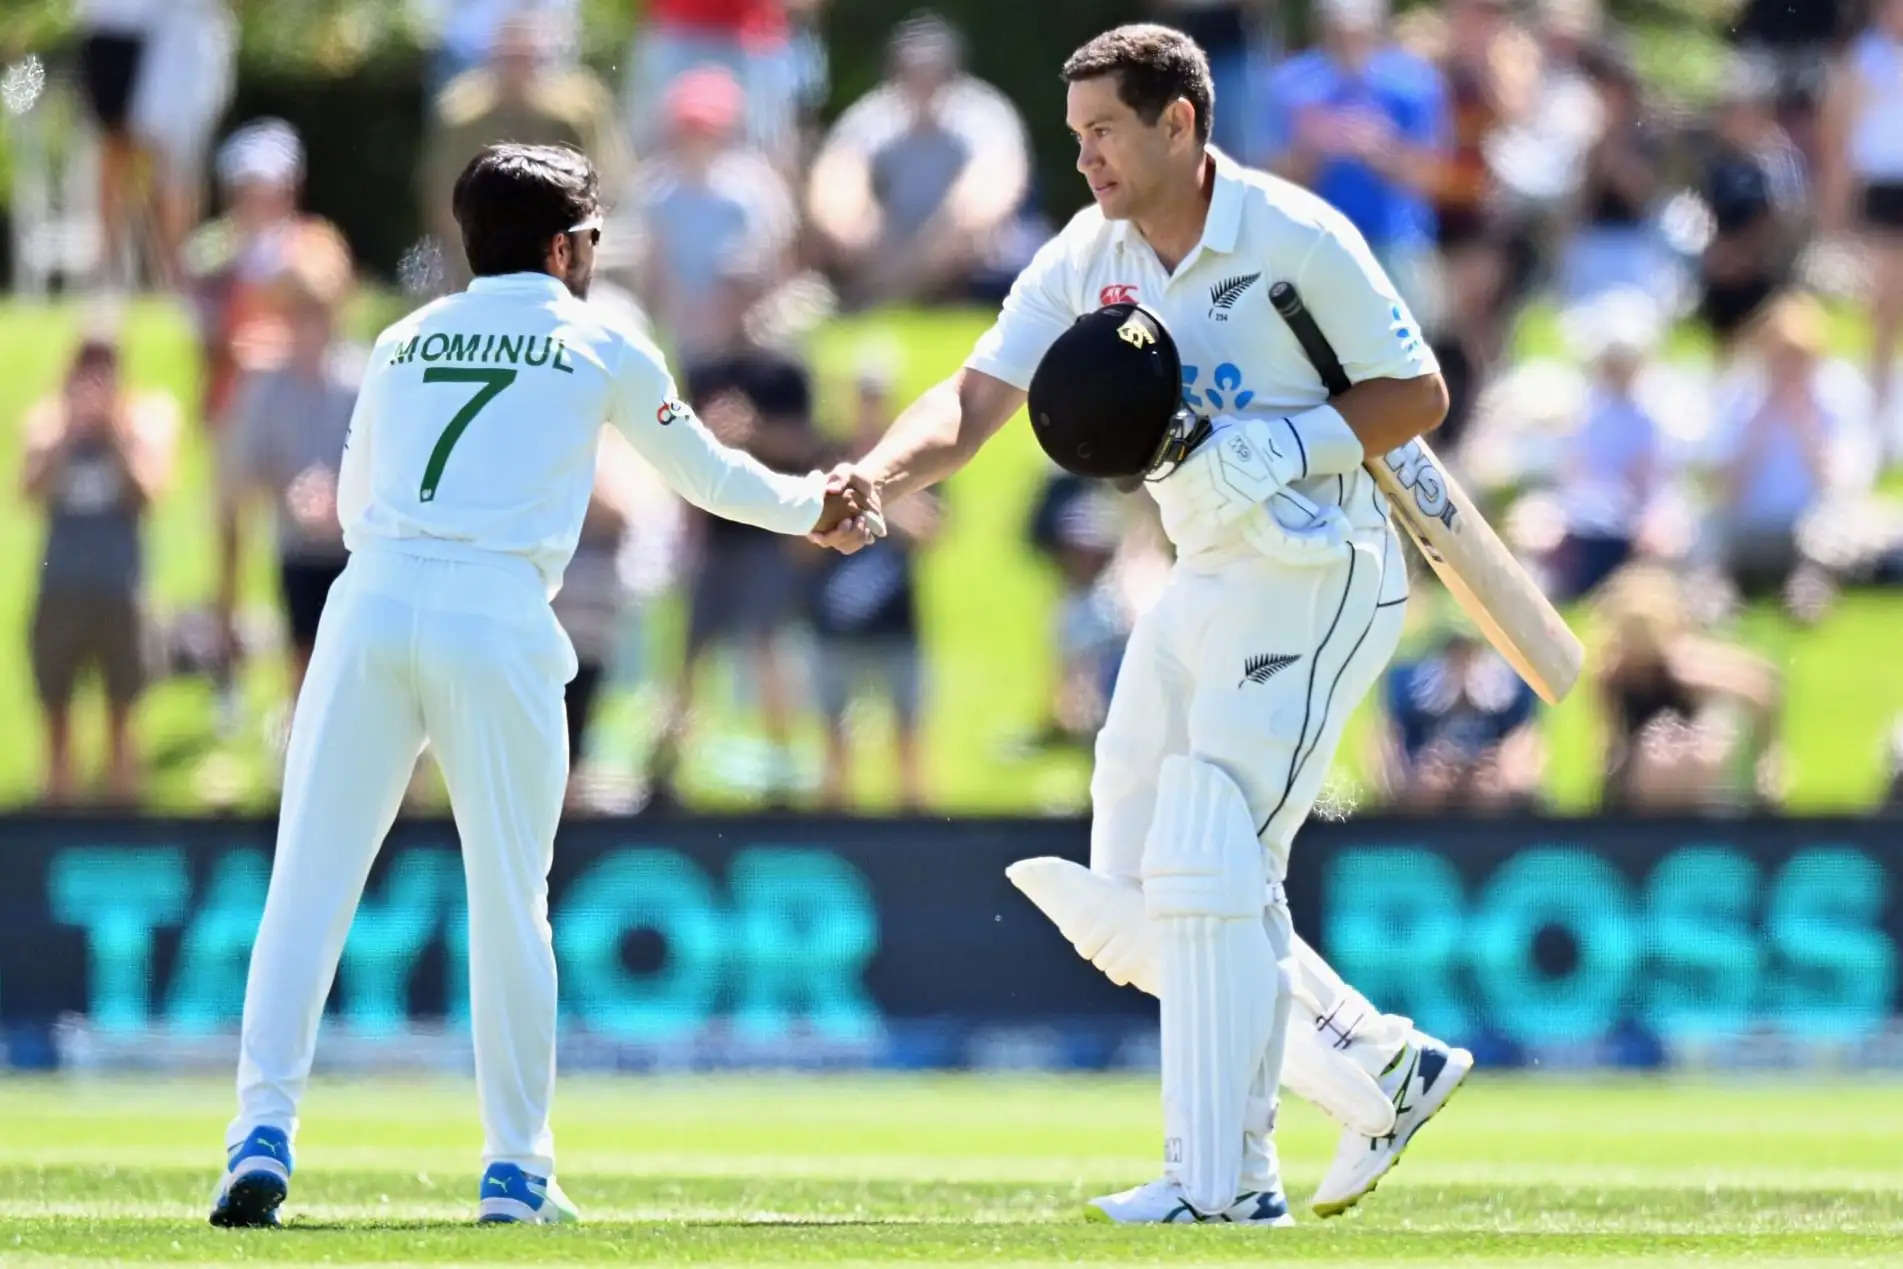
[967, 147, 1437, 590]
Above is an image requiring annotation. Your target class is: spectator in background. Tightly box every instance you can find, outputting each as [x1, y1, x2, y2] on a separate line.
[216, 252, 357, 699]
[1262, 0, 1448, 327]
[1732, 0, 1850, 155]
[1549, 289, 1668, 600]
[626, 66, 796, 368]
[1381, 630, 1542, 813]
[1482, 0, 1605, 262]
[1561, 47, 1670, 303]
[648, 343, 822, 809]
[183, 119, 352, 432]
[806, 12, 1032, 308]
[75, 0, 161, 283]
[809, 367, 940, 810]
[1595, 564, 1781, 812]
[75, 0, 234, 285]
[419, 0, 580, 91]
[1820, 0, 1903, 437]
[622, 0, 807, 166]
[1699, 57, 1808, 356]
[1152, 0, 1270, 160]
[129, 0, 235, 281]
[1422, 0, 1538, 449]
[422, 11, 630, 291]
[21, 337, 178, 805]
[1707, 292, 1869, 598]
[553, 444, 634, 811]
[1025, 476, 1133, 748]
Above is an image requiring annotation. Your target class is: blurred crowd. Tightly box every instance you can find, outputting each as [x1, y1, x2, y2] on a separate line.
[12, 0, 1903, 815]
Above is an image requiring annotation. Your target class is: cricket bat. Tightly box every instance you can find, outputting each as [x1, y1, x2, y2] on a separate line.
[1268, 281, 1584, 705]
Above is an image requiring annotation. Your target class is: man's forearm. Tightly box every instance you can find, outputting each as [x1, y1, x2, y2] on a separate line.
[1334, 373, 1449, 457]
[862, 377, 969, 501]
[863, 369, 1026, 503]
[1271, 374, 1450, 480]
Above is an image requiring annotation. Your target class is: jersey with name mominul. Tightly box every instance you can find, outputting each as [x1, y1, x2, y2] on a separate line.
[338, 272, 824, 592]
[967, 148, 1437, 591]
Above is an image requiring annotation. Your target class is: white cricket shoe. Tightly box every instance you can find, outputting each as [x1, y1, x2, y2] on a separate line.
[477, 1162, 580, 1224]
[1310, 1030, 1473, 1217]
[1086, 1176, 1295, 1225]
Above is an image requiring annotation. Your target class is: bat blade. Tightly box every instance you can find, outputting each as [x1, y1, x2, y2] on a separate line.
[1370, 437, 1582, 704]
[1268, 278, 1583, 704]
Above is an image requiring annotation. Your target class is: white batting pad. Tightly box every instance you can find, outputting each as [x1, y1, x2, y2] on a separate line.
[1141, 756, 1267, 920]
[1282, 929, 1412, 1133]
[1282, 1007, 1398, 1138]
[1004, 857, 1159, 995]
[1142, 755, 1281, 1214]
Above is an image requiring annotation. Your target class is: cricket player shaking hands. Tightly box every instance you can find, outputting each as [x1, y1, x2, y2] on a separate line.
[815, 26, 1468, 1224]
[209, 144, 872, 1229]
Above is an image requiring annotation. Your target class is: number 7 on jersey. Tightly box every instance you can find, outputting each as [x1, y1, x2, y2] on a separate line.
[419, 367, 517, 501]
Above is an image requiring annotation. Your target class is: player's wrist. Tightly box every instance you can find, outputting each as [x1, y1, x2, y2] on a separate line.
[1283, 404, 1363, 478]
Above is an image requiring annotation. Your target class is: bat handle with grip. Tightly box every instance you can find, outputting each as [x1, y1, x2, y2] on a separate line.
[1268, 281, 1353, 397]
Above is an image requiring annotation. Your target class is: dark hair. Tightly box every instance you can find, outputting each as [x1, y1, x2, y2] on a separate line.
[72, 337, 119, 373]
[451, 143, 599, 277]
[888, 9, 964, 70]
[1061, 24, 1213, 145]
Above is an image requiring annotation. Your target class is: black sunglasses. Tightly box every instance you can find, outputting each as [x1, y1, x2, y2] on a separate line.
[567, 215, 602, 246]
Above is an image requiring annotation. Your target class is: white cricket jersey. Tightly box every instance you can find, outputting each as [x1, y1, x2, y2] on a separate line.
[337, 272, 825, 592]
[967, 148, 1437, 594]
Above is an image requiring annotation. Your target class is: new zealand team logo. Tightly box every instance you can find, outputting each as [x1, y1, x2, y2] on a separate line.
[1208, 271, 1261, 321]
[1240, 653, 1299, 687]
[1100, 283, 1138, 306]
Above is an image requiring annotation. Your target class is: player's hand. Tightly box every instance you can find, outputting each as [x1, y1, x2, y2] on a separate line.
[1165, 417, 1347, 566]
[808, 463, 886, 550]
[1245, 492, 1352, 567]
[1174, 416, 1306, 527]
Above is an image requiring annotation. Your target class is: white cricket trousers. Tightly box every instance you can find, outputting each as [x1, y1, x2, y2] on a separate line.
[1092, 528, 1414, 1086]
[1091, 528, 1405, 881]
[228, 542, 576, 1176]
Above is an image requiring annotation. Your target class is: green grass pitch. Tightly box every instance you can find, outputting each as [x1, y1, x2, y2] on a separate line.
[3, 1073, 1900, 1265]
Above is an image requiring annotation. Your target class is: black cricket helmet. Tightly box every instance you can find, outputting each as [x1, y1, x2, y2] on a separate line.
[1028, 303, 1205, 480]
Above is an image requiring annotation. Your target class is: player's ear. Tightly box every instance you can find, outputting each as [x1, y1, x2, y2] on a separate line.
[1165, 96, 1195, 147]
[546, 230, 570, 276]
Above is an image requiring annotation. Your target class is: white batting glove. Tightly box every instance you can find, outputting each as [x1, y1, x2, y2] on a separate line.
[1181, 416, 1306, 509]
[1164, 417, 1349, 566]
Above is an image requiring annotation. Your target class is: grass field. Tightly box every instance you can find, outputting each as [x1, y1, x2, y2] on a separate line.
[2, 1073, 1900, 1265]
[5, 299, 1903, 815]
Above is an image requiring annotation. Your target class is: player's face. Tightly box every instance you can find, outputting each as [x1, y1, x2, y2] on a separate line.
[1066, 77, 1178, 221]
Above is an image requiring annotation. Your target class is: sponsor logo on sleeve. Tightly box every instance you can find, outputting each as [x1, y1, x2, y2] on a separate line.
[656, 397, 690, 426]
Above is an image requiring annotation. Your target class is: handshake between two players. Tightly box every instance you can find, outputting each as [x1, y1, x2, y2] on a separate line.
[210, 21, 1491, 1232]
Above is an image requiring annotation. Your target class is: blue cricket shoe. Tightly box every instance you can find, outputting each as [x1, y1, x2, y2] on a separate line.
[477, 1162, 580, 1224]
[208, 1126, 292, 1228]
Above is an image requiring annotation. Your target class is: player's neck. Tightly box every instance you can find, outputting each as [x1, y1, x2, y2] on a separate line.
[1132, 152, 1215, 276]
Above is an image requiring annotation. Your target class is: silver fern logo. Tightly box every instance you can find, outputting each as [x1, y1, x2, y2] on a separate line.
[1208, 272, 1261, 321]
[1240, 653, 1298, 687]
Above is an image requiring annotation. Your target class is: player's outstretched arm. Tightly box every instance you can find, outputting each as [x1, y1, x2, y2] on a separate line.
[811, 367, 1022, 553]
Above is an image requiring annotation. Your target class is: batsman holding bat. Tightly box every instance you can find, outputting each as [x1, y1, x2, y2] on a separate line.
[815, 25, 1479, 1223]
